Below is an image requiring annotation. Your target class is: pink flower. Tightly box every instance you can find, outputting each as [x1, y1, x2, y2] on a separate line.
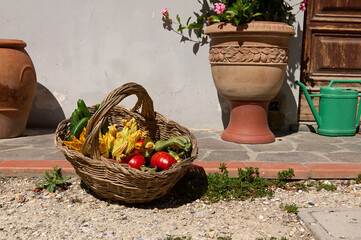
[300, 4, 306, 11]
[160, 8, 169, 17]
[302, 0, 309, 4]
[214, 3, 226, 15]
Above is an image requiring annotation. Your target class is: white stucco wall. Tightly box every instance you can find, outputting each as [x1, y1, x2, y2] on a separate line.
[1, 0, 304, 130]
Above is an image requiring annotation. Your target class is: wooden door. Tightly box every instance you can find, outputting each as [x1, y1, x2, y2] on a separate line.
[299, 0, 361, 121]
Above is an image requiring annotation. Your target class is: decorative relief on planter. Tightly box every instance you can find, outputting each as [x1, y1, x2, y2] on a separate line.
[209, 47, 289, 63]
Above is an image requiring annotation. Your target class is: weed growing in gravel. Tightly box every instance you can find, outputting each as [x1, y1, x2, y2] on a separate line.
[283, 204, 299, 214]
[356, 174, 361, 183]
[217, 237, 232, 240]
[257, 237, 288, 240]
[307, 181, 315, 187]
[35, 165, 69, 193]
[316, 180, 337, 192]
[201, 164, 295, 203]
[291, 181, 309, 192]
[164, 236, 192, 240]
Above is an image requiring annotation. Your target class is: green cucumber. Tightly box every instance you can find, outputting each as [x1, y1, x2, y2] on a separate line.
[75, 108, 83, 119]
[69, 110, 81, 140]
[77, 99, 91, 118]
[94, 104, 100, 112]
[69, 117, 89, 139]
[101, 120, 109, 135]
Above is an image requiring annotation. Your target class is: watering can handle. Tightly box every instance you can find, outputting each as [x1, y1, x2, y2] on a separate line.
[328, 80, 361, 87]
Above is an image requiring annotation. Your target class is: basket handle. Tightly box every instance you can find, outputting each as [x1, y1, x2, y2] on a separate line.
[82, 82, 155, 159]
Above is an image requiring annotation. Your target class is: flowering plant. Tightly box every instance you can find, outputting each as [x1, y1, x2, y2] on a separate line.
[161, 0, 308, 50]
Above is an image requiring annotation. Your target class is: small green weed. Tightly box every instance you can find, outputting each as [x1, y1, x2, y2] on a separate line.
[307, 181, 315, 187]
[355, 174, 361, 183]
[277, 168, 295, 181]
[164, 237, 191, 240]
[217, 237, 232, 240]
[284, 204, 299, 214]
[292, 181, 309, 192]
[36, 165, 69, 193]
[257, 237, 288, 240]
[201, 164, 295, 203]
[316, 181, 337, 192]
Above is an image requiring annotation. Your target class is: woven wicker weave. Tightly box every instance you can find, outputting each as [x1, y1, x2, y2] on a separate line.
[55, 82, 198, 203]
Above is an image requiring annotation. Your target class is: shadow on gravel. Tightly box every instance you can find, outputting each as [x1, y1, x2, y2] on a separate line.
[80, 165, 209, 209]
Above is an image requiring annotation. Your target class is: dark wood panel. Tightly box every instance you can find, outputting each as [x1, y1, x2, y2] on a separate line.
[314, 0, 361, 20]
[311, 35, 361, 74]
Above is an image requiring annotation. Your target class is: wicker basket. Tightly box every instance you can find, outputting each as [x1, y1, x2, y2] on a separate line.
[55, 82, 198, 203]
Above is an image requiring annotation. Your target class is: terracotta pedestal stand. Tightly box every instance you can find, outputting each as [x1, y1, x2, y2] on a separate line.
[222, 100, 274, 144]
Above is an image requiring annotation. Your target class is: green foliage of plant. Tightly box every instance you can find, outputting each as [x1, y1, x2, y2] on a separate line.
[292, 181, 309, 192]
[307, 181, 315, 187]
[277, 168, 295, 181]
[257, 237, 288, 240]
[211, 0, 263, 25]
[36, 165, 69, 193]
[217, 236, 232, 240]
[355, 174, 361, 183]
[284, 203, 299, 214]
[164, 237, 191, 240]
[161, 0, 307, 50]
[202, 164, 295, 203]
[316, 181, 337, 192]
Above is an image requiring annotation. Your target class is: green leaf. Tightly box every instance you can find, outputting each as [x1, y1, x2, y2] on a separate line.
[186, 17, 192, 26]
[187, 23, 197, 29]
[209, 15, 221, 23]
[44, 172, 51, 181]
[177, 25, 187, 32]
[176, 14, 181, 23]
[225, 10, 236, 17]
[234, 18, 240, 25]
[252, 13, 263, 17]
[36, 182, 44, 188]
[48, 184, 56, 193]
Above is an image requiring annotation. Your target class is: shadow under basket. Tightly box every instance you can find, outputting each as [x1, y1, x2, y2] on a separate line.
[55, 82, 198, 203]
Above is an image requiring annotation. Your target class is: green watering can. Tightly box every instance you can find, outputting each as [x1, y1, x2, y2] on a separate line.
[296, 80, 361, 136]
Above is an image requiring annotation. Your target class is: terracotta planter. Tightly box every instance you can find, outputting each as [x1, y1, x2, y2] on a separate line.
[205, 22, 295, 144]
[0, 39, 37, 138]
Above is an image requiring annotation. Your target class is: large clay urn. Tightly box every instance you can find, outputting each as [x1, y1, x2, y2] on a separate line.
[205, 21, 295, 144]
[0, 39, 37, 138]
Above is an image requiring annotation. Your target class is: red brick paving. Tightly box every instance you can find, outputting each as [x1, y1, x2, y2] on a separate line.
[0, 160, 360, 179]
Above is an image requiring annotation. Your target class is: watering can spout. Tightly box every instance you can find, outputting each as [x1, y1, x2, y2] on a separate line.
[296, 81, 322, 126]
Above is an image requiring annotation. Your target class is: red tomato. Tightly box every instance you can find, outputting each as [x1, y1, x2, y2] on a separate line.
[124, 154, 146, 170]
[150, 152, 177, 170]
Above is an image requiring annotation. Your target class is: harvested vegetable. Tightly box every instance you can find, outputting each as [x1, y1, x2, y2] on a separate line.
[77, 99, 91, 118]
[155, 136, 192, 153]
[111, 118, 147, 162]
[150, 151, 177, 170]
[69, 117, 89, 140]
[62, 128, 86, 152]
[124, 154, 146, 170]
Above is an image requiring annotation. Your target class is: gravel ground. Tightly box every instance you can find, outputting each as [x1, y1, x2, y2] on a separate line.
[0, 176, 360, 240]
